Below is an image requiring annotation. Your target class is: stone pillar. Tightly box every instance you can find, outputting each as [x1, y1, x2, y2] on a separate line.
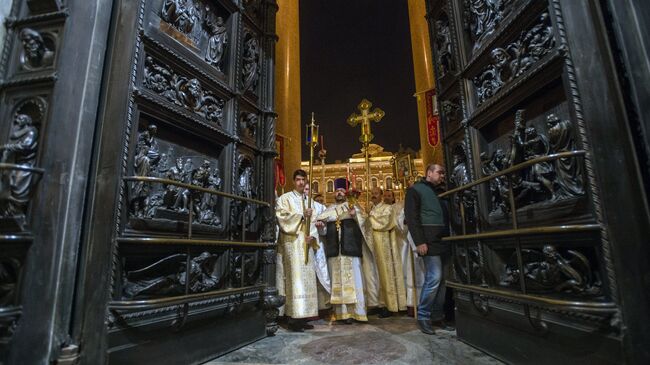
[275, 0, 302, 180]
[407, 0, 444, 170]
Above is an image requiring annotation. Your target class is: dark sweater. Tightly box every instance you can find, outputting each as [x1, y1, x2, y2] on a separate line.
[404, 181, 450, 256]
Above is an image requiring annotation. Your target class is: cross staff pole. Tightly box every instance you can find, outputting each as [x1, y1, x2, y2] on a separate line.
[304, 113, 319, 264]
[347, 99, 385, 211]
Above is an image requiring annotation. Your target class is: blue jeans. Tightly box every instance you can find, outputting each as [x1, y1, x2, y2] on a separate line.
[417, 255, 447, 321]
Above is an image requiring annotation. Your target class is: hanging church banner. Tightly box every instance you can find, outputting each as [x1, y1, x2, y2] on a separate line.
[275, 134, 285, 187]
[425, 89, 440, 147]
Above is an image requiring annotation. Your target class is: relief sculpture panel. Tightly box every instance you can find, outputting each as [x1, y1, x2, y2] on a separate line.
[129, 122, 225, 232]
[160, 0, 231, 73]
[480, 109, 584, 221]
[143, 56, 226, 126]
[473, 12, 555, 105]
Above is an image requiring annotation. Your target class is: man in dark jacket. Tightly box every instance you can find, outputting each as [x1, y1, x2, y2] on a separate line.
[405, 163, 448, 335]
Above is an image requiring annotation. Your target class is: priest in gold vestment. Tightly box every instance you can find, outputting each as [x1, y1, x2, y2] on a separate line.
[276, 169, 319, 331]
[369, 187, 407, 317]
[316, 178, 370, 323]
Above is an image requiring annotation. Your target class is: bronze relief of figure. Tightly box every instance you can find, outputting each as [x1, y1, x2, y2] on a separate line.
[242, 35, 260, 90]
[19, 28, 55, 70]
[132, 125, 161, 217]
[205, 16, 228, 71]
[0, 114, 39, 216]
[547, 114, 584, 199]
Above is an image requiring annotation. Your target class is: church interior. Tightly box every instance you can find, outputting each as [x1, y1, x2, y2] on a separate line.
[0, 0, 649, 364]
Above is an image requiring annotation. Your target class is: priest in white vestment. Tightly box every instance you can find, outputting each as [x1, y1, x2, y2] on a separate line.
[316, 178, 371, 323]
[275, 169, 320, 331]
[394, 198, 425, 316]
[368, 187, 407, 317]
[304, 184, 331, 313]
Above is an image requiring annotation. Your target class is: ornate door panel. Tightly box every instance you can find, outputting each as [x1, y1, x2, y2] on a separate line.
[69, 0, 279, 364]
[0, 0, 113, 363]
[0, 0, 280, 362]
[426, 1, 650, 364]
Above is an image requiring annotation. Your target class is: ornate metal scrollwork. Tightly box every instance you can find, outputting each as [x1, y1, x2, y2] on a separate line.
[473, 12, 555, 105]
[262, 287, 284, 336]
[242, 31, 260, 92]
[143, 56, 225, 125]
[19, 28, 56, 71]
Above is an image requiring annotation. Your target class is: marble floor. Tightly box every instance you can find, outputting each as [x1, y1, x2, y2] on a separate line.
[204, 315, 503, 365]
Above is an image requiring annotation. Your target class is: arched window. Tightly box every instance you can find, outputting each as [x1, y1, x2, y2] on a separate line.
[386, 176, 393, 189]
[371, 177, 378, 188]
[356, 177, 364, 190]
[312, 181, 319, 193]
[327, 180, 334, 193]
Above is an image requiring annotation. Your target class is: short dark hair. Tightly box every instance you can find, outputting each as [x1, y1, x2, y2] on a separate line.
[426, 163, 444, 174]
[293, 169, 307, 180]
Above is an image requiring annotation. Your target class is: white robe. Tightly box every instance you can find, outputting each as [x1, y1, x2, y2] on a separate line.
[275, 191, 319, 319]
[394, 201, 425, 308]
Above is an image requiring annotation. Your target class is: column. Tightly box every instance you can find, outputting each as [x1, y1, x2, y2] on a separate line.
[275, 0, 302, 180]
[407, 0, 444, 169]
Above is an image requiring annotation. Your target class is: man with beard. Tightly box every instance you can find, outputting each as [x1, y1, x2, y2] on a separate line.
[368, 187, 407, 317]
[316, 178, 375, 323]
[275, 169, 319, 331]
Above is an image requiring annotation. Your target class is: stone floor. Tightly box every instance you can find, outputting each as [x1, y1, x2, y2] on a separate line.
[204, 315, 503, 365]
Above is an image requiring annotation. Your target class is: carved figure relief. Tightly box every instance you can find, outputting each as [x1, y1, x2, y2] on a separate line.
[231, 252, 261, 287]
[500, 245, 601, 295]
[161, 0, 199, 39]
[450, 143, 476, 227]
[473, 12, 555, 105]
[434, 12, 453, 77]
[240, 112, 257, 139]
[547, 114, 584, 198]
[465, 0, 514, 51]
[0, 113, 40, 217]
[128, 126, 223, 228]
[143, 56, 225, 125]
[242, 32, 260, 91]
[19, 28, 55, 70]
[122, 251, 228, 299]
[481, 109, 584, 215]
[204, 14, 228, 71]
[231, 155, 257, 236]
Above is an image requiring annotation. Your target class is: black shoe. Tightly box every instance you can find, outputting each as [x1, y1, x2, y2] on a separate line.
[378, 308, 392, 318]
[417, 319, 436, 335]
[303, 323, 315, 330]
[344, 318, 353, 325]
[431, 319, 454, 331]
[288, 319, 304, 332]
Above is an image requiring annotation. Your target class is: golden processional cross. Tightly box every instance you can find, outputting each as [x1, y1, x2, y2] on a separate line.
[347, 99, 385, 209]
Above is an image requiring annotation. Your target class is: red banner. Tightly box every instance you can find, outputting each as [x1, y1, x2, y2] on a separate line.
[425, 89, 440, 147]
[275, 135, 286, 187]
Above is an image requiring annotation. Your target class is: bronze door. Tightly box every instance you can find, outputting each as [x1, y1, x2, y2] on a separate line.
[1, 0, 281, 364]
[426, 1, 650, 364]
